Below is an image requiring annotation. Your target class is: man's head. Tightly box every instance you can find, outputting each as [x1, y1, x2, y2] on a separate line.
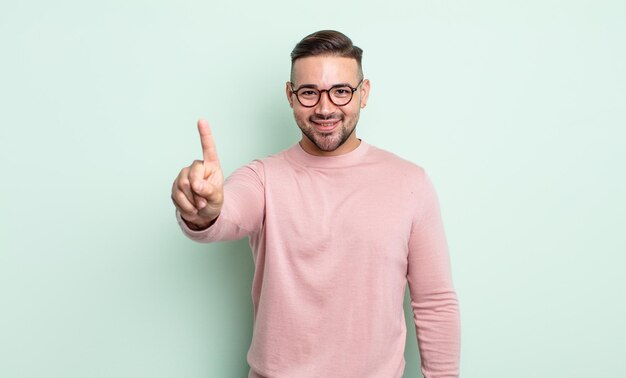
[287, 30, 370, 156]
[290, 30, 364, 82]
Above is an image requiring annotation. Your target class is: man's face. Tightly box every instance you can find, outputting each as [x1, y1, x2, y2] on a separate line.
[287, 56, 370, 156]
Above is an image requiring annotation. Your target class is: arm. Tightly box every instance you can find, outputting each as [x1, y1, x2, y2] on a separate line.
[407, 172, 460, 378]
[171, 119, 264, 242]
[176, 161, 265, 242]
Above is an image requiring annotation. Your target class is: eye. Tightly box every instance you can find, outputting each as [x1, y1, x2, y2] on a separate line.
[332, 87, 352, 97]
[298, 89, 319, 98]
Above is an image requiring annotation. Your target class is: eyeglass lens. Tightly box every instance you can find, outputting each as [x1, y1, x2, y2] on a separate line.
[296, 86, 354, 107]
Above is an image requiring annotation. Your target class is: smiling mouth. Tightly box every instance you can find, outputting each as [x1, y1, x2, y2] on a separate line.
[312, 119, 341, 132]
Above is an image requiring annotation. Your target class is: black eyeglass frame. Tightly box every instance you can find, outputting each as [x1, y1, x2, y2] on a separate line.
[290, 79, 364, 108]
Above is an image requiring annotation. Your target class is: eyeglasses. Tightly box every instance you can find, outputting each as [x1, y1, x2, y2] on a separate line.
[290, 79, 364, 108]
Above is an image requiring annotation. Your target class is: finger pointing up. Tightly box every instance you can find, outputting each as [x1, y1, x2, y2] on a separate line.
[197, 119, 219, 164]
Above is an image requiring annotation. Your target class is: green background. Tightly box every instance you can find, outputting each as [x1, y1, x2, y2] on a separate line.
[2, 0, 625, 377]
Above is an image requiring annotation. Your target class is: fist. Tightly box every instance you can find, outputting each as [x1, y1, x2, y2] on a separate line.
[171, 119, 224, 230]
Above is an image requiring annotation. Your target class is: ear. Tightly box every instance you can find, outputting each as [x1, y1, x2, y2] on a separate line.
[286, 81, 294, 108]
[359, 79, 370, 109]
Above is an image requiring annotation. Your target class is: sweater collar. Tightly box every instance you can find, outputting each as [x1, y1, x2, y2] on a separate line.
[287, 139, 370, 168]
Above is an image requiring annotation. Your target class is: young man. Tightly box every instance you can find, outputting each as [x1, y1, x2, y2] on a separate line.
[171, 30, 460, 378]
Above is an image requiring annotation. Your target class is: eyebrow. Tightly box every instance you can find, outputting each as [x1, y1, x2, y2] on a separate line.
[294, 82, 354, 90]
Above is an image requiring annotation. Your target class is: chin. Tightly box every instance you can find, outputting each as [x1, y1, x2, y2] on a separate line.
[297, 117, 355, 153]
[312, 132, 347, 151]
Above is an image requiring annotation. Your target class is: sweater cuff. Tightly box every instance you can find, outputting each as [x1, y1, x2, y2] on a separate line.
[175, 209, 218, 241]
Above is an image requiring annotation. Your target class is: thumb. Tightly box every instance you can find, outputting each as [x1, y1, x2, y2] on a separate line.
[192, 179, 220, 202]
[192, 179, 223, 220]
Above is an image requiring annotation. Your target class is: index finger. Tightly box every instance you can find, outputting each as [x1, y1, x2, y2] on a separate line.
[197, 119, 219, 164]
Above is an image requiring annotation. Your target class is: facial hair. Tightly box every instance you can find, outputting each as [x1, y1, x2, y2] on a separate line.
[295, 112, 360, 152]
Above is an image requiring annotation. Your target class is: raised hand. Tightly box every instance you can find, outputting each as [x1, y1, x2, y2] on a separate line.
[171, 119, 225, 229]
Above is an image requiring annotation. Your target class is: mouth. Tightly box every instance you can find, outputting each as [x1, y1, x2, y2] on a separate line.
[311, 118, 341, 133]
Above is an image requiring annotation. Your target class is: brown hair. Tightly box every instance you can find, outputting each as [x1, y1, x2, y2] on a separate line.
[290, 30, 363, 81]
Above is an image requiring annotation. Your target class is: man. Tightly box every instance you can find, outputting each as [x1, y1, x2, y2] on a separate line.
[171, 30, 460, 378]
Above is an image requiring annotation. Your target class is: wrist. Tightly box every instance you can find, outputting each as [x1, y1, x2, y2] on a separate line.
[184, 216, 218, 231]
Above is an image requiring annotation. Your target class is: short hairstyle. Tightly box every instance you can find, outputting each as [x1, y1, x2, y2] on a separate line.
[290, 30, 363, 82]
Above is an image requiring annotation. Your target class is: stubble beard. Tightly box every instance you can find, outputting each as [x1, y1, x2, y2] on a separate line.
[296, 113, 359, 152]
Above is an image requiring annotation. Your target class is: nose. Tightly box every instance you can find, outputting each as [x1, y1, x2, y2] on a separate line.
[316, 90, 337, 114]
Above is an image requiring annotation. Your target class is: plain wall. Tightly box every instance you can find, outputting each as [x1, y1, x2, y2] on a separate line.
[1, 0, 625, 377]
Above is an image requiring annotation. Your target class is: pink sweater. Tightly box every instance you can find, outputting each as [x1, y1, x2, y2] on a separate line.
[176, 141, 460, 377]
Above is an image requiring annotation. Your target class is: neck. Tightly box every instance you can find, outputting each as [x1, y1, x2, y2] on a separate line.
[299, 134, 361, 157]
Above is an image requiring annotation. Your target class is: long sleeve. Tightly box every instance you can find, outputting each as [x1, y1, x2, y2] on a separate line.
[174, 142, 460, 377]
[176, 160, 266, 242]
[407, 172, 461, 378]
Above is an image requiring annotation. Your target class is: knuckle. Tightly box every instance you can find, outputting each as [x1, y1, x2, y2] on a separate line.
[171, 191, 184, 205]
[179, 179, 190, 190]
[189, 164, 203, 178]
[175, 195, 197, 213]
[180, 210, 196, 220]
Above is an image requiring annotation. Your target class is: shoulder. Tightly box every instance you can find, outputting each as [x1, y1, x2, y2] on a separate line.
[365, 143, 428, 181]
[228, 145, 295, 183]
[245, 144, 307, 173]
